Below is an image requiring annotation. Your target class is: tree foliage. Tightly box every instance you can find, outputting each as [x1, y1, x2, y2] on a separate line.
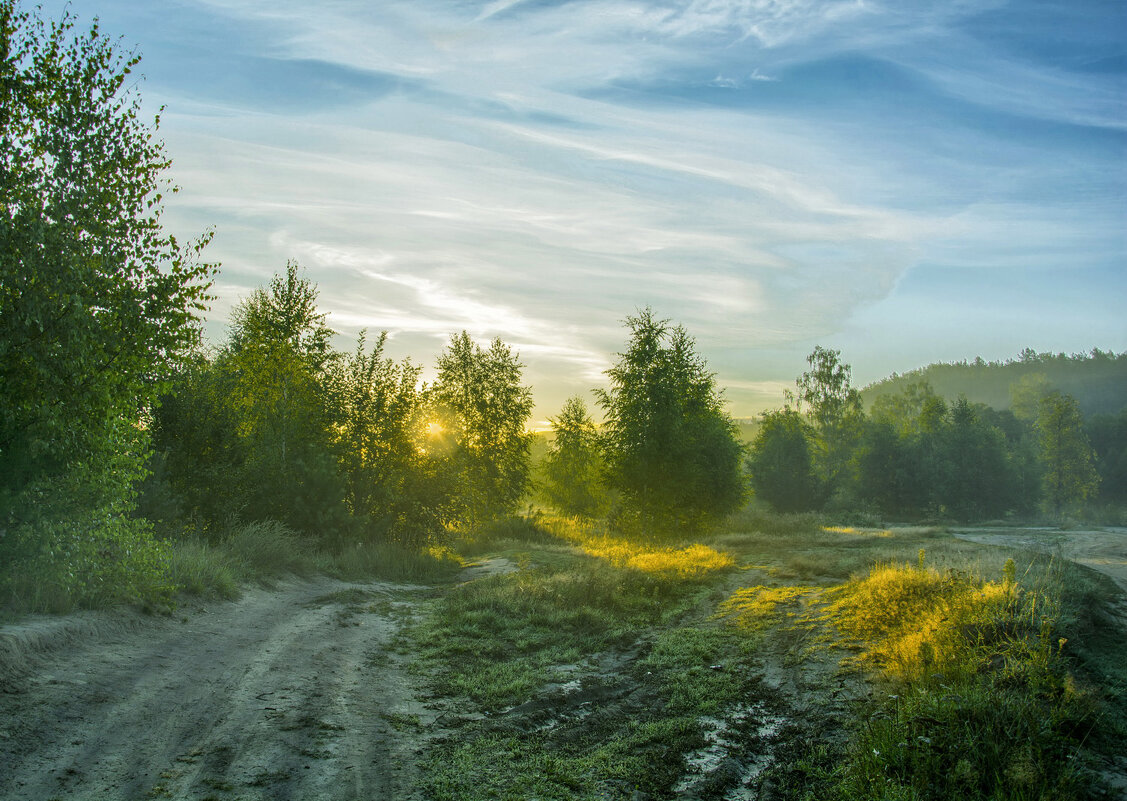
[1036, 392, 1099, 514]
[334, 331, 445, 546]
[542, 396, 606, 517]
[432, 332, 534, 525]
[795, 346, 864, 498]
[747, 408, 820, 513]
[1, 3, 214, 606]
[0, 2, 214, 506]
[597, 309, 744, 534]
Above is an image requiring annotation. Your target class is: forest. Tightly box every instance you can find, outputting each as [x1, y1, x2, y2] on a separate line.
[3, 4, 1127, 800]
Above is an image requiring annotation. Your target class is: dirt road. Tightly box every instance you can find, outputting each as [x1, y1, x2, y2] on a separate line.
[0, 578, 431, 801]
[951, 526, 1127, 592]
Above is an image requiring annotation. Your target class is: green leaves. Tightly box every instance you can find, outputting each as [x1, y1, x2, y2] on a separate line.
[433, 332, 535, 526]
[1036, 392, 1099, 514]
[1, 2, 214, 607]
[597, 309, 744, 534]
[542, 396, 606, 517]
[1, 1, 215, 506]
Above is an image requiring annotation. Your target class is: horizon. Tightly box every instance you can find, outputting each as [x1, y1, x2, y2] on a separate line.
[32, 0, 1127, 421]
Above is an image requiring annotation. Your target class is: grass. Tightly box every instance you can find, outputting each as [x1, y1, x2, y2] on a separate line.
[162, 519, 462, 602]
[412, 555, 711, 709]
[411, 512, 1127, 800]
[742, 552, 1108, 800]
[411, 515, 768, 799]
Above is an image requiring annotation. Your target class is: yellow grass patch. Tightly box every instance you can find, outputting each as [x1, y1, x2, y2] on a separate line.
[824, 562, 1019, 682]
[822, 525, 893, 537]
[717, 585, 818, 630]
[544, 518, 734, 577]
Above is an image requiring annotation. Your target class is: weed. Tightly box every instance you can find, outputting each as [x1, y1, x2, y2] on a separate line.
[165, 539, 240, 600]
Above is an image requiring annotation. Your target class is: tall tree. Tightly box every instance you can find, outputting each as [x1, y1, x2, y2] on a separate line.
[1036, 392, 1099, 514]
[220, 263, 343, 533]
[432, 332, 534, 525]
[542, 396, 606, 517]
[0, 2, 215, 508]
[795, 346, 864, 500]
[1, 3, 214, 605]
[597, 309, 744, 534]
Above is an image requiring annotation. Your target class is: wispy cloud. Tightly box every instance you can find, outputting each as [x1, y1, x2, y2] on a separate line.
[36, 0, 1126, 415]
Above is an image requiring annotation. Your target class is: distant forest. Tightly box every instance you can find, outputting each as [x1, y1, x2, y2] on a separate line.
[862, 349, 1127, 417]
[744, 347, 1127, 522]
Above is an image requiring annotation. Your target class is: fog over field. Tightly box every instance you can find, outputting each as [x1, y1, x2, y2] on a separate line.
[29, 0, 1127, 420]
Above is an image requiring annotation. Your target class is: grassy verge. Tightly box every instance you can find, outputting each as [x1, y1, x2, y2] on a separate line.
[164, 519, 461, 603]
[733, 541, 1124, 800]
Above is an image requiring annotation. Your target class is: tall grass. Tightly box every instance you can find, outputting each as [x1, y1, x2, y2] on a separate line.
[163, 519, 461, 600]
[328, 540, 462, 583]
[822, 557, 1096, 800]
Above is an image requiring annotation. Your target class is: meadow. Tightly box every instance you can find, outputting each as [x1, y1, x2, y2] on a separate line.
[401, 511, 1125, 800]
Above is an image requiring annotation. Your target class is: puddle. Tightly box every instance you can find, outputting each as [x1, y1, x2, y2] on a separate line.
[674, 701, 786, 799]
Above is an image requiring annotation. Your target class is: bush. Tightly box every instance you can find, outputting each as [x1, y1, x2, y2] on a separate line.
[1, 508, 172, 613]
[222, 520, 318, 579]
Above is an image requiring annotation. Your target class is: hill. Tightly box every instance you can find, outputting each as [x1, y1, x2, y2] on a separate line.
[861, 349, 1127, 417]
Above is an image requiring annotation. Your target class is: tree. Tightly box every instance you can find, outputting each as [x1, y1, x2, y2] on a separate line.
[150, 350, 245, 528]
[221, 263, 343, 533]
[334, 331, 445, 546]
[1, 3, 214, 604]
[1, 2, 214, 504]
[795, 346, 864, 499]
[1086, 409, 1127, 505]
[937, 397, 1018, 520]
[1036, 392, 1099, 514]
[747, 408, 820, 513]
[856, 419, 928, 517]
[870, 380, 938, 437]
[542, 396, 606, 517]
[432, 332, 534, 525]
[597, 309, 744, 534]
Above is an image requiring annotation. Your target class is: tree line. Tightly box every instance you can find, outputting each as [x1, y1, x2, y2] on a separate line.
[146, 288, 745, 544]
[745, 347, 1125, 520]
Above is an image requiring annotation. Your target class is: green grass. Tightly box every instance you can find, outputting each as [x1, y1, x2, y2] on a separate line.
[411, 515, 781, 799]
[412, 554, 711, 709]
[411, 511, 1127, 800]
[164, 539, 241, 600]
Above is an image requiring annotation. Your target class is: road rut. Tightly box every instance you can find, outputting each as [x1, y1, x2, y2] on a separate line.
[0, 577, 428, 800]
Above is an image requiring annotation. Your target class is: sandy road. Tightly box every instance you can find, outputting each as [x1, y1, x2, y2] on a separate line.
[0, 577, 430, 801]
[950, 526, 1127, 593]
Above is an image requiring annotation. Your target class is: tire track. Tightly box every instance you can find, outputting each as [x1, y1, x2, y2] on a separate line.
[0, 578, 429, 800]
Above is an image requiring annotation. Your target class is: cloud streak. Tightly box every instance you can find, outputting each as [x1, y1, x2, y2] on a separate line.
[34, 0, 1126, 416]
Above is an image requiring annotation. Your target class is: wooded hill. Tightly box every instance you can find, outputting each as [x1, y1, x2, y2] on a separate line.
[861, 349, 1127, 417]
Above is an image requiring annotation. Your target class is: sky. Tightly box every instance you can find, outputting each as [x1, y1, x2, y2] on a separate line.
[40, 0, 1127, 422]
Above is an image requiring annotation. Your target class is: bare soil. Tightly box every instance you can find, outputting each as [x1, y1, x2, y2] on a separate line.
[951, 526, 1127, 592]
[0, 577, 433, 801]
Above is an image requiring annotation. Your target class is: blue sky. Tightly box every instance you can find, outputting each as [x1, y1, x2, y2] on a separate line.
[45, 0, 1127, 420]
